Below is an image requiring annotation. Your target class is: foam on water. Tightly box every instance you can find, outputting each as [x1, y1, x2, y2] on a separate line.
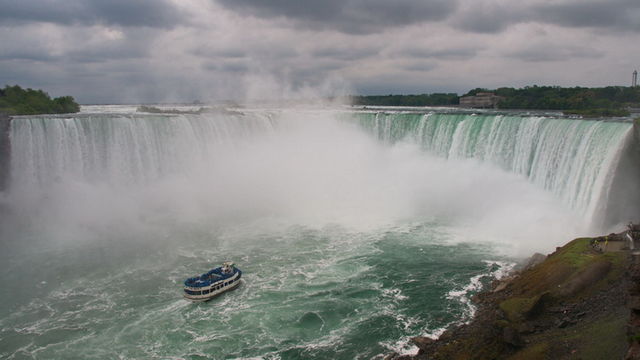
[447, 260, 516, 321]
[1, 220, 508, 359]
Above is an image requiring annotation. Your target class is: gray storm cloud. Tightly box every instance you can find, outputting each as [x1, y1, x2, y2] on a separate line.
[214, 0, 457, 34]
[0, 0, 185, 28]
[533, 0, 640, 32]
[0, 0, 638, 103]
[453, 0, 640, 34]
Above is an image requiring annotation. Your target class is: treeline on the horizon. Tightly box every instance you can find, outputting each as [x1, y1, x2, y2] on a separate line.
[350, 93, 459, 107]
[468, 85, 640, 111]
[0, 85, 80, 115]
[352, 85, 640, 112]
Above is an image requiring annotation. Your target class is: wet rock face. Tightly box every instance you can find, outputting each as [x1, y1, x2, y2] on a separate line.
[502, 327, 525, 347]
[410, 336, 435, 353]
[0, 113, 10, 191]
[522, 253, 547, 271]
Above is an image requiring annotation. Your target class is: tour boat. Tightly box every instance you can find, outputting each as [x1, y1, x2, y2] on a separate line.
[183, 261, 242, 302]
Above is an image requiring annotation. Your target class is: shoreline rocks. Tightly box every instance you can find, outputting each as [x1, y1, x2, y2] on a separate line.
[387, 235, 636, 359]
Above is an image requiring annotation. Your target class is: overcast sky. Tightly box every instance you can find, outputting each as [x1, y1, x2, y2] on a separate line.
[0, 0, 638, 104]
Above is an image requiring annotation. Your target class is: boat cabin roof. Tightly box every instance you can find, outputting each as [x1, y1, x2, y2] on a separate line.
[184, 265, 237, 288]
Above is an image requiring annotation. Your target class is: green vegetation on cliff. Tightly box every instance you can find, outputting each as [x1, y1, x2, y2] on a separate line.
[469, 85, 639, 113]
[0, 85, 80, 115]
[408, 237, 632, 360]
[350, 93, 459, 107]
[352, 86, 640, 116]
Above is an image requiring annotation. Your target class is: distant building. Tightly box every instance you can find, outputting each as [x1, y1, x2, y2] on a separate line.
[459, 92, 504, 108]
[633, 70, 638, 87]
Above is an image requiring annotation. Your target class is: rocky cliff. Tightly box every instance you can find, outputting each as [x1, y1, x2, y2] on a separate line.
[389, 235, 640, 360]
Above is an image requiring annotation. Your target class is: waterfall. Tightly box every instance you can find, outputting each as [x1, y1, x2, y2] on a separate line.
[9, 112, 277, 189]
[352, 111, 633, 225]
[6, 109, 636, 230]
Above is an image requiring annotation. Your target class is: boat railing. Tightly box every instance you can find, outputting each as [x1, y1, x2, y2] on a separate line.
[184, 268, 239, 288]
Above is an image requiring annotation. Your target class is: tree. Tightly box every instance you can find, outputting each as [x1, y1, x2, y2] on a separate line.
[0, 85, 80, 115]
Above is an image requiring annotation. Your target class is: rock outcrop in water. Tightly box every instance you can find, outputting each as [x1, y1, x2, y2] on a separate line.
[0, 112, 10, 190]
[389, 232, 640, 360]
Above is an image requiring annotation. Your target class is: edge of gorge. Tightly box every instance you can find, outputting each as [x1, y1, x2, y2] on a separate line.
[387, 228, 640, 360]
